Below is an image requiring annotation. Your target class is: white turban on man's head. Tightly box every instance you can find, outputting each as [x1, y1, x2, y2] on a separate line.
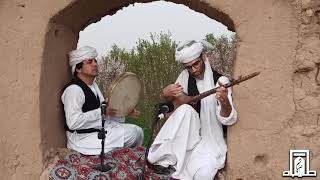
[175, 40, 214, 64]
[68, 46, 98, 75]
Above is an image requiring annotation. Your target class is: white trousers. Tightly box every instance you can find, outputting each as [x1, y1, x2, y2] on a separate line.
[148, 104, 220, 180]
[123, 124, 144, 147]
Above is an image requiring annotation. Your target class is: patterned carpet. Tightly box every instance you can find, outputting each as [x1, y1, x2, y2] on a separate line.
[49, 146, 175, 180]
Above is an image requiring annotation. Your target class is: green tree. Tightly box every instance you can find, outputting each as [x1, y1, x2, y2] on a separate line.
[96, 44, 127, 93]
[205, 33, 236, 78]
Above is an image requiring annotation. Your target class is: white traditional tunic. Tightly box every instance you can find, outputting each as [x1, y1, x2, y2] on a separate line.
[61, 81, 143, 155]
[148, 60, 237, 180]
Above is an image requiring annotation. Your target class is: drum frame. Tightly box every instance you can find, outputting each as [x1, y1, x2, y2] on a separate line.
[106, 72, 143, 116]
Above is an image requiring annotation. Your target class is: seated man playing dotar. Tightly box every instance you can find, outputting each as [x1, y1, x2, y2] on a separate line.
[148, 40, 237, 180]
[61, 46, 143, 155]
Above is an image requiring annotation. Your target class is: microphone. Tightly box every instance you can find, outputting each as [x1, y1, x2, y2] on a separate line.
[101, 101, 107, 116]
[157, 102, 174, 119]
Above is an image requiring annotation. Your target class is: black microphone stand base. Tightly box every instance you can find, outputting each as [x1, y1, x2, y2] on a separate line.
[93, 104, 112, 173]
[93, 164, 112, 172]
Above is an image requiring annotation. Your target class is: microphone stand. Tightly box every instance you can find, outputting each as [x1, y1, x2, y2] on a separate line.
[136, 104, 167, 180]
[93, 103, 112, 172]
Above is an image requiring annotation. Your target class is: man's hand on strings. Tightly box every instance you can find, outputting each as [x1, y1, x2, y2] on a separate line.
[215, 82, 232, 117]
[215, 82, 229, 106]
[106, 107, 117, 116]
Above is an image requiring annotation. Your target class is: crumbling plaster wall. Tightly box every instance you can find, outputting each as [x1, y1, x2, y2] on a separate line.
[290, 0, 320, 176]
[227, 0, 320, 179]
[0, 1, 72, 179]
[0, 0, 319, 179]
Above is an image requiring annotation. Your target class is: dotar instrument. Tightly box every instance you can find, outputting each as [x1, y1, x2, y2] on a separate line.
[169, 72, 261, 111]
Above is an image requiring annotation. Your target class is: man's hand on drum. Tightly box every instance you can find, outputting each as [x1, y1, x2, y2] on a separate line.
[106, 107, 118, 116]
[163, 83, 183, 98]
[128, 109, 141, 118]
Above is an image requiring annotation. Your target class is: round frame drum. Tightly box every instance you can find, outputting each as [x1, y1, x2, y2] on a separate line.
[106, 72, 142, 117]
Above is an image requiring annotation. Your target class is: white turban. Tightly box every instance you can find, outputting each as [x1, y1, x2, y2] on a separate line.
[175, 40, 214, 64]
[68, 46, 98, 75]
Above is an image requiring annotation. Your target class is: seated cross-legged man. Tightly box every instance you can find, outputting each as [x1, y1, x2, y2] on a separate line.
[148, 40, 238, 180]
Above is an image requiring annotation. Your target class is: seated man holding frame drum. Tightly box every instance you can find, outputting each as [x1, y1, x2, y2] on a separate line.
[61, 46, 143, 155]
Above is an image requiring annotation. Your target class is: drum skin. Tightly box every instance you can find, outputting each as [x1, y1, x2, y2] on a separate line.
[106, 72, 142, 117]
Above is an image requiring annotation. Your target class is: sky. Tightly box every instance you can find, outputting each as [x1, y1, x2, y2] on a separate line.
[78, 1, 234, 57]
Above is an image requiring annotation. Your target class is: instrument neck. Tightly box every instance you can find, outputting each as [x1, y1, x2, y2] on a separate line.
[187, 71, 260, 104]
[191, 82, 232, 102]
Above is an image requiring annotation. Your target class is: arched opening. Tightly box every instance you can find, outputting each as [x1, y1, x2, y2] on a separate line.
[40, 0, 235, 165]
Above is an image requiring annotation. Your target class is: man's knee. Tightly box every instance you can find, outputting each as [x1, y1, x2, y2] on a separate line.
[135, 125, 144, 144]
[131, 125, 144, 144]
[124, 124, 144, 147]
[194, 165, 218, 180]
[176, 104, 197, 114]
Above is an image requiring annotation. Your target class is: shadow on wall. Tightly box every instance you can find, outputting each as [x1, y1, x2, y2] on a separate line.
[39, 0, 235, 166]
[40, 21, 77, 164]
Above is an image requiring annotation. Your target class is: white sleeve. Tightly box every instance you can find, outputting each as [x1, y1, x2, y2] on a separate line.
[175, 70, 189, 94]
[61, 85, 102, 130]
[215, 76, 238, 125]
[93, 82, 105, 103]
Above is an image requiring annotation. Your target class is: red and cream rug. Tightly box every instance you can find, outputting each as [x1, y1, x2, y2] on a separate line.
[49, 146, 175, 180]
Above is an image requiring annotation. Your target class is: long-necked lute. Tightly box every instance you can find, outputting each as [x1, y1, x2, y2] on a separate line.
[169, 72, 260, 109]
